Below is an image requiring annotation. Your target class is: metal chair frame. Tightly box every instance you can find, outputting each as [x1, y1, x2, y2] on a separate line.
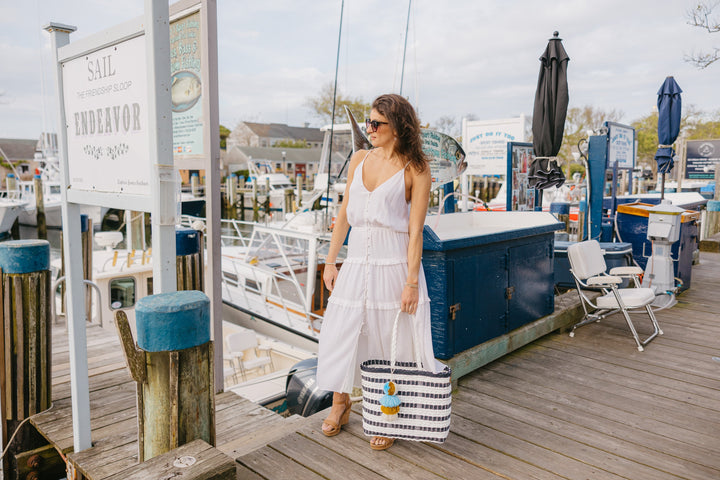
[568, 241, 663, 351]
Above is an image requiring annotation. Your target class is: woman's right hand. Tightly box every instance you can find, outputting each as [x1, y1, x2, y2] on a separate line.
[323, 264, 338, 291]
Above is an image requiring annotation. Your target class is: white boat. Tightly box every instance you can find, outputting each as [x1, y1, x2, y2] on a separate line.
[0, 194, 28, 234]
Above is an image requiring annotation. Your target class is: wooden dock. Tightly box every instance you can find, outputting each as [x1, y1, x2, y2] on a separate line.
[28, 318, 306, 479]
[25, 252, 720, 479]
[237, 252, 720, 480]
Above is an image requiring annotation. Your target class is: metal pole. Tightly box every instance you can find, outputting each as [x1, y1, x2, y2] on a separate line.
[146, 0, 177, 293]
[324, 0, 344, 226]
[44, 21, 92, 452]
[399, 0, 412, 96]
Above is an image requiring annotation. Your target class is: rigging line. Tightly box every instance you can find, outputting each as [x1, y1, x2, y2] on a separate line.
[399, 0, 412, 96]
[324, 0, 344, 224]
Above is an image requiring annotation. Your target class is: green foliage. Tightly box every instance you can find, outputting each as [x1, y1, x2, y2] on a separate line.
[631, 111, 658, 168]
[273, 139, 309, 148]
[219, 124, 231, 149]
[305, 82, 371, 125]
[557, 106, 624, 174]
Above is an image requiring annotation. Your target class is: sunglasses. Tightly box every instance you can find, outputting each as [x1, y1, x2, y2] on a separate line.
[365, 119, 389, 132]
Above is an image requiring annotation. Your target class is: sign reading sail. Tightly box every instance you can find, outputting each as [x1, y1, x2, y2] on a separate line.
[62, 35, 151, 196]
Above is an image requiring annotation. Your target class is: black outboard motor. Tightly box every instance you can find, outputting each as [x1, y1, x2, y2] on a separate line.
[285, 358, 332, 417]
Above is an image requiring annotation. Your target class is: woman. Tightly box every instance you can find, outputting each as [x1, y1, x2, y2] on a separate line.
[316, 94, 443, 451]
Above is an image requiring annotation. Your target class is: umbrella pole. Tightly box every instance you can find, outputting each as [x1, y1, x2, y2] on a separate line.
[660, 173, 665, 200]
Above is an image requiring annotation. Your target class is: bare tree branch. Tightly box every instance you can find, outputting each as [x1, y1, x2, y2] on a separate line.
[686, 1, 720, 67]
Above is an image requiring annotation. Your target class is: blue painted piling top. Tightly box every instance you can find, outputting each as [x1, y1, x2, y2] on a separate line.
[550, 202, 570, 215]
[0, 240, 50, 274]
[176, 227, 201, 256]
[707, 200, 720, 212]
[136, 290, 210, 352]
[80, 214, 89, 233]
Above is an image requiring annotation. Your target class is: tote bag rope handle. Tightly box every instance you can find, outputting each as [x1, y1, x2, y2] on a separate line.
[389, 310, 424, 380]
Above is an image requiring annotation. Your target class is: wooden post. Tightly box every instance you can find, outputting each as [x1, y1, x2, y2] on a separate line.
[116, 290, 214, 462]
[176, 227, 204, 291]
[252, 178, 259, 223]
[34, 175, 47, 240]
[81, 215, 93, 323]
[0, 240, 52, 476]
[296, 174, 302, 209]
[706, 200, 720, 238]
[224, 175, 236, 220]
[264, 178, 271, 218]
[550, 202, 570, 233]
[190, 172, 200, 197]
[238, 191, 245, 221]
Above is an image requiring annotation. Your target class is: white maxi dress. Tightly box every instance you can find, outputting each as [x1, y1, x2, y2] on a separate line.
[317, 153, 444, 394]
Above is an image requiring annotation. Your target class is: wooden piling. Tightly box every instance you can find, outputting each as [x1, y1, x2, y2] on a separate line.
[176, 227, 204, 291]
[252, 178, 259, 222]
[34, 175, 47, 240]
[264, 178, 271, 217]
[0, 240, 52, 477]
[116, 290, 214, 462]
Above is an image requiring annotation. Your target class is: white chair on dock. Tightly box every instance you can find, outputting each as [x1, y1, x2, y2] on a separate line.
[225, 330, 273, 381]
[567, 240, 663, 351]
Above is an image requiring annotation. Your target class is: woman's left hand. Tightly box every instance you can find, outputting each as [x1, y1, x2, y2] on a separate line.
[401, 284, 419, 315]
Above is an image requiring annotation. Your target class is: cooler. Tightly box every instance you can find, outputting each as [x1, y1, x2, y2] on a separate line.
[422, 211, 563, 359]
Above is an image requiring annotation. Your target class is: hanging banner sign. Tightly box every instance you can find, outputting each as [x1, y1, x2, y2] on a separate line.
[685, 139, 720, 179]
[62, 35, 151, 195]
[462, 116, 528, 176]
[606, 122, 635, 170]
[170, 10, 205, 159]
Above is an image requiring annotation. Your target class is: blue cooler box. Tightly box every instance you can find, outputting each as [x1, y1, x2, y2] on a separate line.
[422, 211, 563, 359]
[554, 241, 633, 289]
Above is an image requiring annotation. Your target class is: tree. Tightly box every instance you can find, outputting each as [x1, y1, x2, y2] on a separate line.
[219, 124, 231, 149]
[557, 106, 624, 166]
[432, 115, 460, 138]
[686, 2, 720, 68]
[305, 82, 370, 125]
[273, 139, 309, 148]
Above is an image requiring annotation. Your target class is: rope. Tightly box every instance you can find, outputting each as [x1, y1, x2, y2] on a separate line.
[0, 417, 32, 460]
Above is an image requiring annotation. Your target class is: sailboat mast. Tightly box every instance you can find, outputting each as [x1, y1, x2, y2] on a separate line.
[399, 0, 412, 96]
[325, 0, 344, 224]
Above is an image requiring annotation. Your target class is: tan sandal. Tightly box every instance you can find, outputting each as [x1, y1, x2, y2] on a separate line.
[370, 436, 395, 450]
[322, 395, 352, 437]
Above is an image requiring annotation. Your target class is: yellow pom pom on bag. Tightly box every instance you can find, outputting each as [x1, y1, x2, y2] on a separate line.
[360, 311, 452, 443]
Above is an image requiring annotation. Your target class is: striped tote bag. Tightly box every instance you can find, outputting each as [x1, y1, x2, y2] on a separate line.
[360, 311, 452, 443]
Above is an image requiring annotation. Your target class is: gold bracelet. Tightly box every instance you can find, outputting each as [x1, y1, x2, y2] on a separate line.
[405, 282, 418, 288]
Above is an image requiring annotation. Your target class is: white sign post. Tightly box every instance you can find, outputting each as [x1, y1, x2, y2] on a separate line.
[45, 0, 180, 452]
[45, 21, 92, 453]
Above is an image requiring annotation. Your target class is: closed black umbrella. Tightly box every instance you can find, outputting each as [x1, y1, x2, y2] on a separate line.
[529, 31, 569, 190]
[654, 76, 682, 199]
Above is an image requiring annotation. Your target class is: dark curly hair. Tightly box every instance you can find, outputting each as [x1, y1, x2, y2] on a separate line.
[371, 94, 427, 173]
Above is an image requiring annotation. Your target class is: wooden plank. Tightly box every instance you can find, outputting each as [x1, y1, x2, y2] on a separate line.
[525, 345, 720, 412]
[541, 332, 720, 391]
[41, 270, 50, 412]
[237, 445, 325, 480]
[455, 388, 720, 480]
[338, 413, 510, 480]
[28, 274, 37, 416]
[484, 347, 720, 437]
[472, 358, 720, 453]
[461, 373, 720, 472]
[447, 409, 628, 479]
[267, 431, 386, 480]
[452, 397, 676, 480]
[14, 275, 23, 420]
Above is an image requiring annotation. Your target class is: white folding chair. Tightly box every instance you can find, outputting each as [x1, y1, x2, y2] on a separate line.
[567, 240, 663, 351]
[225, 330, 273, 380]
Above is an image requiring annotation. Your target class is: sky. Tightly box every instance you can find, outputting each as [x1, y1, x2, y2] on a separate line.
[0, 0, 718, 140]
